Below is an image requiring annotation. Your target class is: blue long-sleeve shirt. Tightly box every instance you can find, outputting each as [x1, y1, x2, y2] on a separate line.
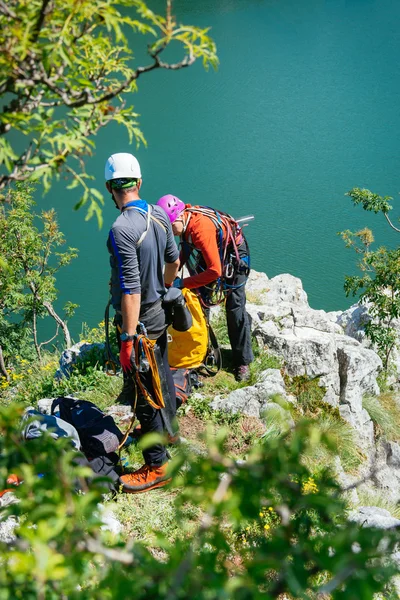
[107, 202, 179, 313]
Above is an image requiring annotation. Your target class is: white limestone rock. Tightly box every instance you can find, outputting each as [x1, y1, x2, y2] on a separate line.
[348, 506, 400, 529]
[210, 369, 291, 420]
[368, 440, 400, 502]
[246, 270, 382, 438]
[335, 303, 371, 342]
[337, 340, 381, 412]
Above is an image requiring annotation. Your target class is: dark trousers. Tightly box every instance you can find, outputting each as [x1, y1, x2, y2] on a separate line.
[225, 277, 254, 367]
[201, 239, 254, 367]
[117, 313, 177, 466]
[135, 331, 177, 466]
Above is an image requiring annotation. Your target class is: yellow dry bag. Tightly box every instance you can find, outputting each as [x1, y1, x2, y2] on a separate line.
[168, 289, 209, 369]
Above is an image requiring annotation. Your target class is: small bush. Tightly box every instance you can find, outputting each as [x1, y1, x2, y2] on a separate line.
[286, 375, 326, 413]
[2, 351, 122, 412]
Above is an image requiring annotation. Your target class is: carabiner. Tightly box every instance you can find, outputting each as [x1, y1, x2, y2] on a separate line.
[225, 262, 234, 279]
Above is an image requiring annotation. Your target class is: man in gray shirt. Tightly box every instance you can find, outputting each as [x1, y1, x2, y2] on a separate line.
[105, 152, 179, 493]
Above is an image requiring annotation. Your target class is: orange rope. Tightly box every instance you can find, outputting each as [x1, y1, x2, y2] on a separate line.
[133, 335, 165, 410]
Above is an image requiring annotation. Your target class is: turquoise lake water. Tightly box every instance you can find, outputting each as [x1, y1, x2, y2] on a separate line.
[34, 0, 400, 339]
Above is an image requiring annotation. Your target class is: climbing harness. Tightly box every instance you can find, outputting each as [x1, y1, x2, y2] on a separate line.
[181, 206, 253, 307]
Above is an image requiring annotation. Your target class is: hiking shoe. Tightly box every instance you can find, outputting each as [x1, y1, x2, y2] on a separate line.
[235, 365, 250, 382]
[6, 474, 22, 486]
[119, 463, 171, 494]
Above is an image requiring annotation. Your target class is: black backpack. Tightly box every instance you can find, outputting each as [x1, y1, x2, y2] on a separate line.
[51, 397, 123, 460]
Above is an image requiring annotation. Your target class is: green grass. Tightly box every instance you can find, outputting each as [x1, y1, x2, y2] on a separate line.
[262, 396, 293, 441]
[210, 308, 230, 346]
[363, 394, 400, 442]
[319, 413, 364, 472]
[112, 484, 201, 544]
[245, 290, 265, 305]
[3, 357, 122, 411]
[284, 374, 363, 474]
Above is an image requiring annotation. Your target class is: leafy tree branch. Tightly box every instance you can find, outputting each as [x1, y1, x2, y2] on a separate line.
[0, 0, 218, 226]
[346, 187, 400, 232]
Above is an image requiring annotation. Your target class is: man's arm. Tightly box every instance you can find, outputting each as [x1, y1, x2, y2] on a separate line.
[121, 293, 141, 335]
[164, 258, 180, 286]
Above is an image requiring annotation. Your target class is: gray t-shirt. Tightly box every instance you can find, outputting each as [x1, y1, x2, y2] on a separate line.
[107, 202, 179, 315]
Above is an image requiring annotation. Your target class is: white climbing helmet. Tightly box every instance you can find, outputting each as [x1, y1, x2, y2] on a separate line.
[104, 153, 142, 181]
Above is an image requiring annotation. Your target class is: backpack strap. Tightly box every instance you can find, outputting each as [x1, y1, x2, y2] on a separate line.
[124, 204, 167, 247]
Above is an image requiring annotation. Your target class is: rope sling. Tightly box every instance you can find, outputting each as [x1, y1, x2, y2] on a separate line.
[182, 206, 250, 307]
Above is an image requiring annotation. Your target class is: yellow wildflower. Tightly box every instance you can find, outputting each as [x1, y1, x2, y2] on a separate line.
[302, 477, 318, 494]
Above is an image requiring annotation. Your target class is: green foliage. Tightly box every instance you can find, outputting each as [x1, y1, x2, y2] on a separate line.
[0, 183, 77, 363]
[0, 0, 218, 225]
[342, 187, 400, 371]
[112, 487, 201, 544]
[6, 358, 121, 411]
[0, 319, 35, 364]
[343, 246, 400, 370]
[0, 404, 108, 599]
[346, 188, 393, 214]
[262, 396, 293, 441]
[284, 376, 362, 473]
[1, 404, 398, 599]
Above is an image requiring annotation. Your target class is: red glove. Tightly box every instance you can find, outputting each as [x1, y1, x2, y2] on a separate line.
[120, 340, 135, 372]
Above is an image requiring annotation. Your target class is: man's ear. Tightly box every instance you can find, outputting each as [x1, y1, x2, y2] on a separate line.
[137, 178, 142, 191]
[105, 182, 112, 193]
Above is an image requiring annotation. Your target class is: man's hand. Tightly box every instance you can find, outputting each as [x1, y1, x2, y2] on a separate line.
[120, 340, 135, 372]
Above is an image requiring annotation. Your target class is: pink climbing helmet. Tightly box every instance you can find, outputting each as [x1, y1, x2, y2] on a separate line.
[157, 194, 185, 223]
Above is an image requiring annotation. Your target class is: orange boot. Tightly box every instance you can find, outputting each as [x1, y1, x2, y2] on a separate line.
[0, 473, 23, 499]
[119, 463, 171, 493]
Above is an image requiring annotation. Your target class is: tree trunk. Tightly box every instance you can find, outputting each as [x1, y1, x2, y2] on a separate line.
[43, 301, 72, 349]
[0, 345, 9, 381]
[32, 308, 42, 361]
